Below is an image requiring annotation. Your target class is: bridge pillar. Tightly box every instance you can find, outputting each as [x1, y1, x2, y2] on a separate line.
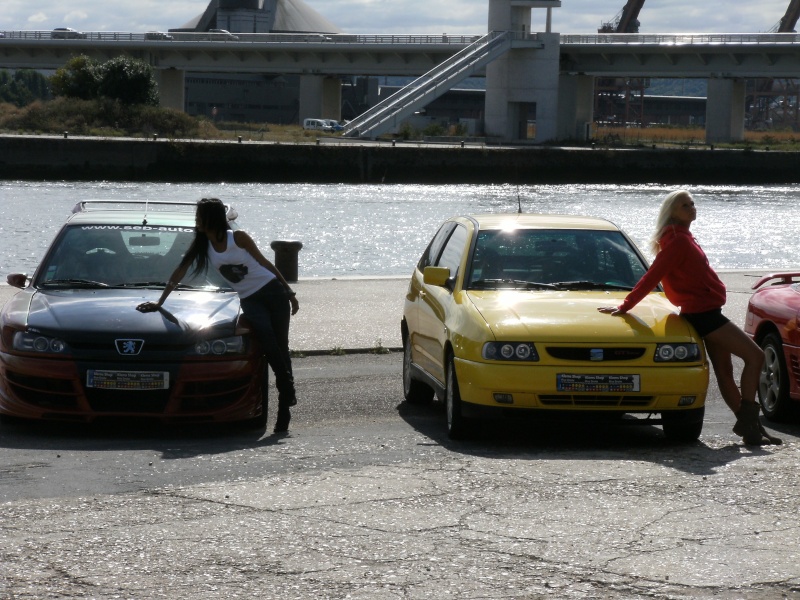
[155, 69, 185, 111]
[484, 0, 561, 143]
[299, 75, 342, 123]
[706, 78, 746, 144]
[557, 75, 594, 140]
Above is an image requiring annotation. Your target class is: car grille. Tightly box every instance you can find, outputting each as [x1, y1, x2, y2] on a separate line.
[539, 395, 654, 407]
[6, 370, 253, 416]
[546, 347, 646, 361]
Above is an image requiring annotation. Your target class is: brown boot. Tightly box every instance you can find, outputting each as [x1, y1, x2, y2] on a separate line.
[733, 401, 782, 446]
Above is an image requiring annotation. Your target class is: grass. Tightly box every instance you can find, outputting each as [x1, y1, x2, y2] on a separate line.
[2, 100, 798, 150]
[593, 124, 800, 150]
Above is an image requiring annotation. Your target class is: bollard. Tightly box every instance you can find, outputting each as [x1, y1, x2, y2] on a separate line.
[153, 133, 158, 141]
[63, 131, 69, 139]
[270, 240, 303, 283]
[238, 136, 242, 143]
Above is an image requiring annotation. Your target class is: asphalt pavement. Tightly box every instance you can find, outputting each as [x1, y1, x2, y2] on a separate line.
[3, 272, 800, 599]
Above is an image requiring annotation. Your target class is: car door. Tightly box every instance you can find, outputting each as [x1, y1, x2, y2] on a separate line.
[417, 224, 469, 384]
[406, 222, 456, 376]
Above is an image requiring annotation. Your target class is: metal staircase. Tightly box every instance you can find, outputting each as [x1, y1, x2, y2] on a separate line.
[341, 32, 517, 139]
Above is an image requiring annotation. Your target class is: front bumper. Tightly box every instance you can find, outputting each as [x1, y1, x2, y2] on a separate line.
[454, 356, 708, 412]
[0, 351, 266, 423]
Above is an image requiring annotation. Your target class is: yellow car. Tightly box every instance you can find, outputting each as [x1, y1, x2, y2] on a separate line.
[401, 213, 709, 441]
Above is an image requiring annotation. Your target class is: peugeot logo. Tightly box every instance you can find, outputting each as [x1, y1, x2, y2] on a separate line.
[115, 339, 144, 355]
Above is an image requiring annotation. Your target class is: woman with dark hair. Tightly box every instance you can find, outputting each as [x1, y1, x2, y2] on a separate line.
[136, 198, 299, 433]
[598, 190, 781, 446]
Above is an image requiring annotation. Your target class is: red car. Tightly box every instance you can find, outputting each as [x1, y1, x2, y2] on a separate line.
[744, 272, 800, 420]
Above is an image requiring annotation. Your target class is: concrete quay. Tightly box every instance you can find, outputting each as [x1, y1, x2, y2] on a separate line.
[2, 272, 800, 600]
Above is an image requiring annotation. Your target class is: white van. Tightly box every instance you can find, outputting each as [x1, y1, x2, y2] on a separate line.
[303, 118, 333, 132]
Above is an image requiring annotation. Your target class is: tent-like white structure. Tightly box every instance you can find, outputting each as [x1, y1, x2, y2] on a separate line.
[172, 0, 340, 34]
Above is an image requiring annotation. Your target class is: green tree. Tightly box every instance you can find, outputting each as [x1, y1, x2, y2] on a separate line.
[97, 56, 159, 106]
[50, 55, 100, 100]
[0, 69, 51, 106]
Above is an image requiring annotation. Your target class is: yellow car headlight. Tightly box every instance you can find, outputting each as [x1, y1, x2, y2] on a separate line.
[482, 342, 539, 362]
[654, 343, 700, 362]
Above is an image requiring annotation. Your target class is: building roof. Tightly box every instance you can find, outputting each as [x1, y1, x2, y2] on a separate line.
[175, 0, 340, 34]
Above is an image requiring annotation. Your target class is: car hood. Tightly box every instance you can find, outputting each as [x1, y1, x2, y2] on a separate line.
[19, 288, 240, 343]
[466, 290, 694, 342]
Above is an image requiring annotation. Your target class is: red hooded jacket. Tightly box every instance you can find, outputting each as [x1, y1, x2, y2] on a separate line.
[619, 224, 726, 314]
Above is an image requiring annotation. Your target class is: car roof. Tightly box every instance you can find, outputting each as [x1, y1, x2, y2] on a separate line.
[64, 200, 235, 228]
[465, 213, 620, 231]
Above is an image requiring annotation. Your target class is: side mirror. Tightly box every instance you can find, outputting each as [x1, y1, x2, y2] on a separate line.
[423, 266, 451, 287]
[7, 273, 28, 289]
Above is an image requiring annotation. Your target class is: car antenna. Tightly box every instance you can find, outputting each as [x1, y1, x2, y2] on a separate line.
[142, 200, 148, 226]
[517, 186, 522, 214]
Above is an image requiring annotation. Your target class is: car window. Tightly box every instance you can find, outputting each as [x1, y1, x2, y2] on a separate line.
[466, 228, 648, 289]
[36, 224, 231, 289]
[435, 224, 468, 276]
[417, 222, 456, 270]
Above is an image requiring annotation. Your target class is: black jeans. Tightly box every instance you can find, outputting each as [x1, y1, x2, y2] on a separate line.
[239, 280, 296, 406]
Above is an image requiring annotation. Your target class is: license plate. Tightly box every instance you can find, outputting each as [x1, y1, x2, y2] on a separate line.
[87, 370, 169, 390]
[557, 374, 640, 393]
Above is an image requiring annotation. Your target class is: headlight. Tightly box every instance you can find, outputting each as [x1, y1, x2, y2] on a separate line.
[482, 342, 539, 362]
[654, 343, 700, 362]
[13, 331, 69, 354]
[191, 336, 245, 356]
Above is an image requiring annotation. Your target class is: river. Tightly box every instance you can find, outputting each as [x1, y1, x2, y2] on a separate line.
[1, 181, 798, 278]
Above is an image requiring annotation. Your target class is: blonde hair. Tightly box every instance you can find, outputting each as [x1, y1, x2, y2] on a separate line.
[650, 190, 692, 255]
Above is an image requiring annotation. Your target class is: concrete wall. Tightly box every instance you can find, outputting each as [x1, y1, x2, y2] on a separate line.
[1, 136, 797, 185]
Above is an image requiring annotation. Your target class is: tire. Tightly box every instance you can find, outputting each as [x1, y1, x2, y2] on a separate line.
[403, 339, 434, 404]
[446, 356, 469, 439]
[662, 406, 704, 442]
[758, 332, 792, 421]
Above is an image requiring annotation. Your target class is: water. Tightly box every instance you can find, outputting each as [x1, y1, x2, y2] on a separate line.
[2, 181, 799, 278]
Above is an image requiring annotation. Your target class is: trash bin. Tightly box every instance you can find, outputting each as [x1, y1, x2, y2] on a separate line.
[270, 240, 303, 283]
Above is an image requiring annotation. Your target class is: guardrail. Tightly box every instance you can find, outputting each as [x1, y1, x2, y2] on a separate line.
[561, 33, 800, 45]
[0, 30, 483, 45]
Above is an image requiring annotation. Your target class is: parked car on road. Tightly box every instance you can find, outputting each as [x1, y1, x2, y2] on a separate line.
[303, 118, 334, 132]
[401, 213, 709, 441]
[51, 27, 87, 39]
[0, 201, 268, 427]
[744, 271, 800, 420]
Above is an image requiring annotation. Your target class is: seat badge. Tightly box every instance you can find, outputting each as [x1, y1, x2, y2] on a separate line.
[116, 339, 144, 356]
[590, 348, 604, 361]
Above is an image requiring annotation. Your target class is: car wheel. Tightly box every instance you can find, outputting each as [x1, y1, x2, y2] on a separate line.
[759, 332, 792, 421]
[403, 339, 434, 404]
[446, 356, 468, 439]
[661, 406, 704, 442]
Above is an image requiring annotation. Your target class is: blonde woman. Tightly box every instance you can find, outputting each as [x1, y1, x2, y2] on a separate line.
[599, 190, 780, 446]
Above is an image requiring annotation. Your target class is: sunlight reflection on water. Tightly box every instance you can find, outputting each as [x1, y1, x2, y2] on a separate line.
[2, 181, 798, 277]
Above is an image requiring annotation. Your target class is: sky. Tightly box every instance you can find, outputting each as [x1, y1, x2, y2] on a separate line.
[1, 0, 796, 35]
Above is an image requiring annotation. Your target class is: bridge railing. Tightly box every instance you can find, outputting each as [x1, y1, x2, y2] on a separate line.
[561, 33, 800, 45]
[0, 30, 483, 45]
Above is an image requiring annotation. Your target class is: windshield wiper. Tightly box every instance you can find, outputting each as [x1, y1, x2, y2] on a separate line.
[471, 279, 557, 290]
[550, 280, 634, 291]
[115, 281, 226, 291]
[40, 278, 109, 289]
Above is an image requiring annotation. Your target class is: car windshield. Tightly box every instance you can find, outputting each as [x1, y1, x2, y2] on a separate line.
[36, 224, 232, 290]
[466, 228, 648, 291]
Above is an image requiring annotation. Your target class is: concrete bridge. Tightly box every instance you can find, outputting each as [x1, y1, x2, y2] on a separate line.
[2, 6, 798, 142]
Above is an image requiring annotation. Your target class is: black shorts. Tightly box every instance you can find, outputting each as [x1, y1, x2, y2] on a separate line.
[681, 308, 730, 338]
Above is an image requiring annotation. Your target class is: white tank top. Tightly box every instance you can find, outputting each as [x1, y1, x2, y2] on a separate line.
[207, 230, 275, 298]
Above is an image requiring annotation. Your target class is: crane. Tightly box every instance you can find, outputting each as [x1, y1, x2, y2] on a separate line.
[772, 0, 800, 32]
[595, 1, 648, 129]
[749, 0, 800, 130]
[598, 0, 646, 34]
